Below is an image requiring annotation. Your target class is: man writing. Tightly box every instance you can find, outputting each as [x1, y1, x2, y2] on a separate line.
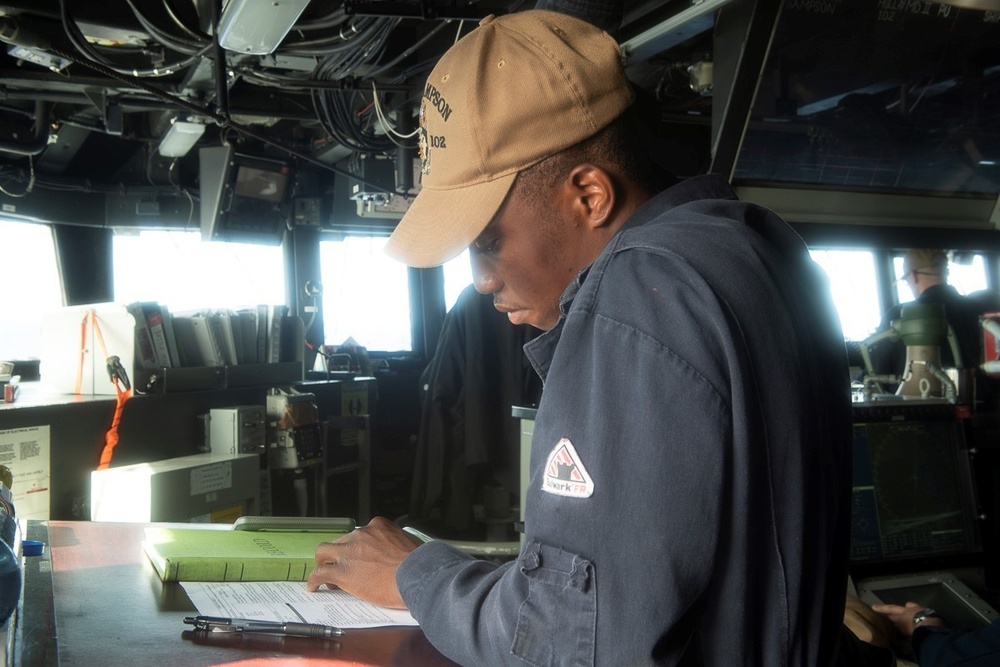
[308, 10, 855, 664]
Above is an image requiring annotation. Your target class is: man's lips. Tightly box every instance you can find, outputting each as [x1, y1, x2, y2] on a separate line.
[494, 302, 527, 322]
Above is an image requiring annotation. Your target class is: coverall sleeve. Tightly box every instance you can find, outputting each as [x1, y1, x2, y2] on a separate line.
[912, 619, 1000, 667]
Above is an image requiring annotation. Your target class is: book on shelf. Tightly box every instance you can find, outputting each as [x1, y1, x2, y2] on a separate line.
[142, 524, 349, 582]
[267, 304, 289, 363]
[125, 302, 159, 370]
[158, 304, 182, 368]
[208, 310, 239, 366]
[171, 314, 225, 367]
[126, 301, 177, 370]
[235, 308, 259, 364]
[255, 304, 268, 364]
[143, 302, 174, 369]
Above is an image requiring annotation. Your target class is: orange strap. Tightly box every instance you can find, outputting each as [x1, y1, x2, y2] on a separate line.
[83, 310, 133, 470]
[74, 310, 90, 395]
[97, 386, 131, 470]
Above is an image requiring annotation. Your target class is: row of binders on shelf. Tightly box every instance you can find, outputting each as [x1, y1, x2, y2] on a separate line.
[127, 302, 305, 393]
[127, 302, 290, 369]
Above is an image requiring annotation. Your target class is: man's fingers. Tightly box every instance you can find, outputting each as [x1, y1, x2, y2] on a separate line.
[304, 516, 412, 608]
[306, 560, 343, 591]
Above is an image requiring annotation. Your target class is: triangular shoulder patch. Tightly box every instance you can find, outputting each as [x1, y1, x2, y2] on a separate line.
[541, 437, 594, 498]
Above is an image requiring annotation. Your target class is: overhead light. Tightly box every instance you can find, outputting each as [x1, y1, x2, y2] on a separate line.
[217, 0, 311, 55]
[620, 0, 735, 65]
[687, 61, 713, 96]
[929, 0, 1000, 11]
[158, 119, 206, 157]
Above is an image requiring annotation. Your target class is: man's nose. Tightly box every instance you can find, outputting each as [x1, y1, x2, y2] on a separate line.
[473, 271, 501, 295]
[470, 253, 500, 295]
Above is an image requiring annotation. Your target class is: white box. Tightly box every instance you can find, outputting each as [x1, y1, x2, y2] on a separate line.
[90, 452, 260, 523]
[209, 406, 266, 455]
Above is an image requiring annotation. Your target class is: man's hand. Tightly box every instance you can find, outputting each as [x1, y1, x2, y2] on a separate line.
[306, 516, 421, 609]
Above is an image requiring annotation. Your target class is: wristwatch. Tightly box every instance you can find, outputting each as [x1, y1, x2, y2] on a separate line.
[912, 608, 940, 626]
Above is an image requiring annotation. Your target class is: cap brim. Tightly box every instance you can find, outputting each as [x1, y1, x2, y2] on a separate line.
[385, 172, 517, 268]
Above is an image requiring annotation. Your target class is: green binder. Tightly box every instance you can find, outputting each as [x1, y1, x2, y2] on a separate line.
[142, 523, 351, 582]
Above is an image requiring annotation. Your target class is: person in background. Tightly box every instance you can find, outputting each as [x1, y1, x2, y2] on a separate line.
[408, 283, 541, 539]
[869, 249, 984, 378]
[307, 10, 861, 665]
[872, 601, 1000, 666]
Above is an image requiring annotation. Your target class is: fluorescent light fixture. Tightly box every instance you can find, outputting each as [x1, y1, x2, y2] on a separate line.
[218, 0, 311, 55]
[929, 0, 1000, 10]
[620, 0, 735, 65]
[158, 119, 206, 157]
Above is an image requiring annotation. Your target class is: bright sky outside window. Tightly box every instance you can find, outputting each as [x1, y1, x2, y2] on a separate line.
[0, 220, 62, 360]
[443, 249, 473, 312]
[113, 230, 285, 312]
[810, 249, 882, 341]
[320, 236, 411, 352]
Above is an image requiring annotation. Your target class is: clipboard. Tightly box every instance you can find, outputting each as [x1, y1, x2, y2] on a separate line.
[231, 516, 356, 533]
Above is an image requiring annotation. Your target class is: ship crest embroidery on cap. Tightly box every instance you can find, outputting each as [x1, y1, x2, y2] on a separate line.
[419, 78, 452, 176]
[417, 104, 430, 175]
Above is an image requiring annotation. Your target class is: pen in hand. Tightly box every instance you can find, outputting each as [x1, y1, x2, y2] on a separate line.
[184, 615, 345, 638]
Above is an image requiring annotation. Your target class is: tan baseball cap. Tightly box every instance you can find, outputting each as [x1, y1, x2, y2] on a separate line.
[384, 9, 635, 268]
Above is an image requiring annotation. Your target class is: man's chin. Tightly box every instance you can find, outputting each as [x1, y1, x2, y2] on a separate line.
[505, 309, 529, 326]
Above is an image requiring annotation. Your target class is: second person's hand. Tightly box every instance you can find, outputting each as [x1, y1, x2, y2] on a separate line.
[871, 601, 945, 638]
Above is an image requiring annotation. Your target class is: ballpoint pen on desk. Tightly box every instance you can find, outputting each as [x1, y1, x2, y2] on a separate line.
[184, 615, 345, 639]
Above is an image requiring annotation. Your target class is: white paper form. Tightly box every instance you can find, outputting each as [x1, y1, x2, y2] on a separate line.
[181, 581, 418, 628]
[0, 425, 50, 519]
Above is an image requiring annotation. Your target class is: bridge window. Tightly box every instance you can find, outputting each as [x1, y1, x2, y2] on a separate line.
[320, 235, 412, 352]
[0, 220, 62, 360]
[443, 249, 473, 312]
[113, 230, 285, 312]
[810, 249, 882, 341]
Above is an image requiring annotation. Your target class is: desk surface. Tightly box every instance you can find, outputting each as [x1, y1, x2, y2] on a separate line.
[0, 382, 114, 411]
[18, 520, 459, 667]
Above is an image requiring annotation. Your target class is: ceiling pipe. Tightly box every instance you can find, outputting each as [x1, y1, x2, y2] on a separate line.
[0, 100, 51, 156]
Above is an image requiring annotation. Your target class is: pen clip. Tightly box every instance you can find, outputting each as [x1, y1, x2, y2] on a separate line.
[184, 616, 210, 631]
[184, 616, 240, 633]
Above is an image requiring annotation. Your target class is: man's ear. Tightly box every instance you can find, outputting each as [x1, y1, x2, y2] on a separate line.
[565, 164, 616, 229]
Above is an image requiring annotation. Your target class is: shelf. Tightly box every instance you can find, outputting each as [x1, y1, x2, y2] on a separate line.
[134, 362, 303, 394]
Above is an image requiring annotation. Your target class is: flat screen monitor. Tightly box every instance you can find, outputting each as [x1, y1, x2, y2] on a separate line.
[850, 417, 980, 563]
[199, 146, 290, 245]
[234, 164, 289, 203]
